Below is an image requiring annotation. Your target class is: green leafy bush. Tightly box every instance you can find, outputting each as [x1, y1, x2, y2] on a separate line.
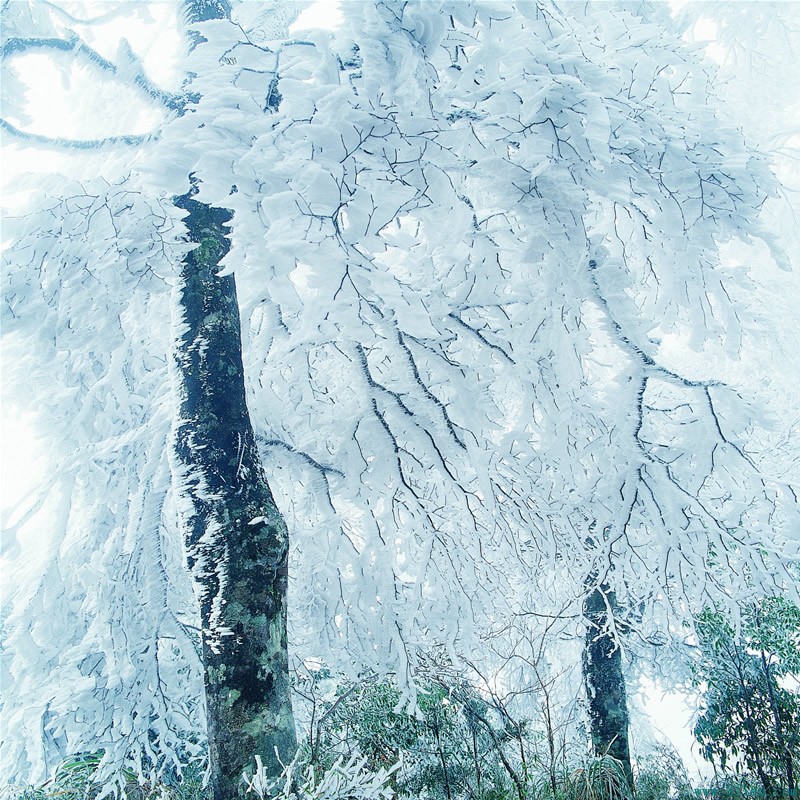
[693, 598, 800, 800]
[634, 745, 693, 800]
[297, 670, 519, 799]
[691, 775, 771, 799]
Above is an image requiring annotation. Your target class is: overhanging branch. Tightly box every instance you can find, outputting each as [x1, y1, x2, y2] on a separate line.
[2, 35, 182, 110]
[0, 117, 153, 149]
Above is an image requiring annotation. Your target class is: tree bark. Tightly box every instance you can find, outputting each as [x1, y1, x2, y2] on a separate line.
[172, 189, 297, 800]
[582, 582, 634, 794]
[169, 3, 297, 799]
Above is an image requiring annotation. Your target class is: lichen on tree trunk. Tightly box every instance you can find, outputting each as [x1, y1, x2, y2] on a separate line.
[582, 582, 634, 794]
[172, 190, 297, 800]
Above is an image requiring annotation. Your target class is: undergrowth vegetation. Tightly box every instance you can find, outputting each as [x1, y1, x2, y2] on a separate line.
[1, 712, 787, 800]
[6, 604, 799, 800]
[4, 749, 780, 800]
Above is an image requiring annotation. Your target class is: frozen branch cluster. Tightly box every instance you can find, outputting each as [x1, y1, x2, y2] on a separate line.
[157, 0, 798, 644]
[1, 183, 203, 786]
[1, 0, 798, 786]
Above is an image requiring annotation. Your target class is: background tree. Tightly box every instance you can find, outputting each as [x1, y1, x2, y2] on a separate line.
[582, 583, 632, 790]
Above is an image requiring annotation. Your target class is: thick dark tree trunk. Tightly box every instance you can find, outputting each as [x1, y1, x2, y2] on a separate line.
[169, 3, 297, 799]
[172, 190, 297, 800]
[582, 582, 634, 795]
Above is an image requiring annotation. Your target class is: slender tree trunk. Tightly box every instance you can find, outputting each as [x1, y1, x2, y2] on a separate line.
[431, 711, 453, 800]
[471, 729, 482, 798]
[172, 192, 297, 799]
[465, 701, 526, 800]
[543, 694, 559, 800]
[582, 582, 634, 795]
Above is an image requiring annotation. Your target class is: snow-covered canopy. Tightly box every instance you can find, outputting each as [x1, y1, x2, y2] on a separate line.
[1, 0, 798, 785]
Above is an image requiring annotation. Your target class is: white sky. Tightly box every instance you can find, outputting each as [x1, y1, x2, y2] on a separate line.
[293, 0, 343, 30]
[0, 409, 42, 521]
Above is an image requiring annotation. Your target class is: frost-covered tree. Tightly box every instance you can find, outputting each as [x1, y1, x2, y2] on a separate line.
[170, 5, 298, 798]
[170, 4, 796, 776]
[170, 0, 799, 755]
[1, 0, 300, 795]
[2, 0, 799, 795]
[166, 0, 799, 609]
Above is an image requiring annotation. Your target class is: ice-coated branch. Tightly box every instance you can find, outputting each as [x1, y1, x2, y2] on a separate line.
[34, 0, 142, 26]
[0, 117, 153, 149]
[1, 35, 182, 110]
[396, 330, 467, 450]
[446, 311, 517, 365]
[257, 436, 344, 477]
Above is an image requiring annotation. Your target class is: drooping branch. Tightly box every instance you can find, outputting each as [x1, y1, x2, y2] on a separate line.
[0, 116, 153, 149]
[35, 0, 141, 26]
[257, 436, 345, 478]
[1, 34, 182, 110]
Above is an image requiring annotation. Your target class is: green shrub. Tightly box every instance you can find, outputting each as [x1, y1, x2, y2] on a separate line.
[296, 669, 521, 799]
[634, 745, 693, 800]
[691, 775, 770, 799]
[693, 599, 800, 800]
